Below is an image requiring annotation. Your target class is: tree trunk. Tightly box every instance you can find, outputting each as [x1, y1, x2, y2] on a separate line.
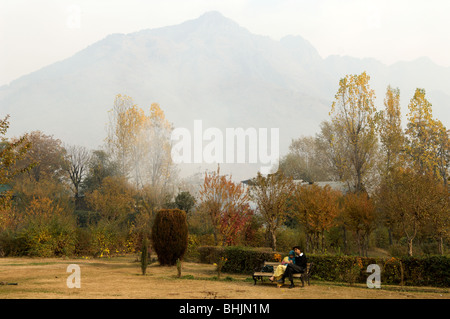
[271, 230, 277, 251]
[407, 238, 414, 257]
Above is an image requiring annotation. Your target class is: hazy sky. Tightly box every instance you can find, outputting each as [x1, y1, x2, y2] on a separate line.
[1, 0, 449, 86]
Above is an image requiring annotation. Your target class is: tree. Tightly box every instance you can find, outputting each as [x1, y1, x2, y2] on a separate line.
[106, 94, 139, 179]
[375, 86, 405, 245]
[151, 209, 188, 266]
[377, 169, 445, 256]
[433, 120, 450, 187]
[377, 86, 404, 175]
[248, 171, 294, 251]
[199, 167, 252, 246]
[141, 237, 149, 275]
[329, 72, 379, 193]
[279, 136, 331, 182]
[291, 183, 341, 252]
[16, 131, 66, 183]
[174, 191, 196, 214]
[405, 88, 440, 175]
[64, 144, 91, 206]
[341, 192, 376, 257]
[426, 183, 449, 254]
[144, 103, 176, 189]
[0, 116, 33, 184]
[106, 95, 176, 190]
[315, 121, 348, 182]
[0, 115, 33, 231]
[83, 150, 120, 193]
[106, 94, 148, 186]
[86, 176, 135, 222]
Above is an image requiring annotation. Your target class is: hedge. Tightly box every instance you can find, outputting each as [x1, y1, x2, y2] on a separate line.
[197, 246, 450, 287]
[198, 246, 278, 274]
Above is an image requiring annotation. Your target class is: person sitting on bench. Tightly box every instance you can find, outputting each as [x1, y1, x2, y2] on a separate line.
[269, 250, 296, 284]
[277, 246, 307, 288]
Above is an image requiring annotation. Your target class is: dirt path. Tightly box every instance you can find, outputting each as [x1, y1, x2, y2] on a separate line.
[0, 256, 448, 299]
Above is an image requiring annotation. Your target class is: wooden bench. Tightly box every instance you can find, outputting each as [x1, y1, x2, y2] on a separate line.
[253, 262, 312, 287]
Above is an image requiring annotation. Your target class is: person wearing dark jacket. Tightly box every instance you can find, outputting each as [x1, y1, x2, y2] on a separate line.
[277, 246, 307, 288]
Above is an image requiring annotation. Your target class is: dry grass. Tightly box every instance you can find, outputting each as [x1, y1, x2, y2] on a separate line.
[0, 256, 448, 299]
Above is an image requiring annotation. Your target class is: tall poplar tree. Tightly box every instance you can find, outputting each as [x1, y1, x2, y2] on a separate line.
[329, 71, 378, 193]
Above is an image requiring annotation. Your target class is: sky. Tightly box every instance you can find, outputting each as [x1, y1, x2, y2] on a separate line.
[1, 0, 450, 86]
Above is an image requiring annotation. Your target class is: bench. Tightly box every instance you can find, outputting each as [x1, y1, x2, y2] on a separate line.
[253, 262, 313, 287]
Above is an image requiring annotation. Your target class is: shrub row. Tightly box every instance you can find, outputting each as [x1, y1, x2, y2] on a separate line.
[197, 246, 450, 287]
[198, 246, 278, 274]
[0, 216, 137, 258]
[309, 254, 450, 287]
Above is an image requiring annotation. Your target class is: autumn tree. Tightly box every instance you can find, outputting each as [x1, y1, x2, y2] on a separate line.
[198, 167, 252, 246]
[426, 182, 449, 254]
[0, 116, 33, 190]
[144, 103, 175, 188]
[106, 95, 176, 190]
[86, 176, 135, 222]
[376, 168, 446, 256]
[106, 94, 136, 178]
[341, 192, 376, 257]
[15, 131, 66, 183]
[404, 88, 434, 173]
[404, 88, 448, 178]
[434, 121, 450, 187]
[291, 183, 341, 252]
[0, 115, 33, 231]
[9, 131, 72, 217]
[248, 171, 294, 251]
[106, 94, 147, 185]
[329, 72, 379, 193]
[377, 86, 404, 175]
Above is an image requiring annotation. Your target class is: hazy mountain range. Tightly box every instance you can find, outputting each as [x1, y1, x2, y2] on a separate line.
[1, 11, 449, 179]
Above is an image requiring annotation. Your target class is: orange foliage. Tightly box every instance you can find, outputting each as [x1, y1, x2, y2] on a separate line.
[199, 166, 252, 246]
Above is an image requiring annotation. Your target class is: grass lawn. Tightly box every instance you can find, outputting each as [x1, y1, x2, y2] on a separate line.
[0, 255, 448, 299]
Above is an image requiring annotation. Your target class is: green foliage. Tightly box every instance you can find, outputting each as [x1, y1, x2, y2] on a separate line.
[174, 191, 196, 213]
[14, 214, 77, 257]
[82, 150, 120, 193]
[0, 229, 21, 256]
[275, 227, 306, 253]
[88, 219, 131, 257]
[151, 209, 188, 266]
[198, 246, 277, 274]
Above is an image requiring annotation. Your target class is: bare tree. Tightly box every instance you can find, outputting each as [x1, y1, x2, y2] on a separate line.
[64, 144, 91, 205]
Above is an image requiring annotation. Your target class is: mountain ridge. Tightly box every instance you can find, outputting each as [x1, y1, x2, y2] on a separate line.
[1, 11, 449, 159]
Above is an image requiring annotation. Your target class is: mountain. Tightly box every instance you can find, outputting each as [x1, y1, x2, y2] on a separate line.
[1, 11, 449, 179]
